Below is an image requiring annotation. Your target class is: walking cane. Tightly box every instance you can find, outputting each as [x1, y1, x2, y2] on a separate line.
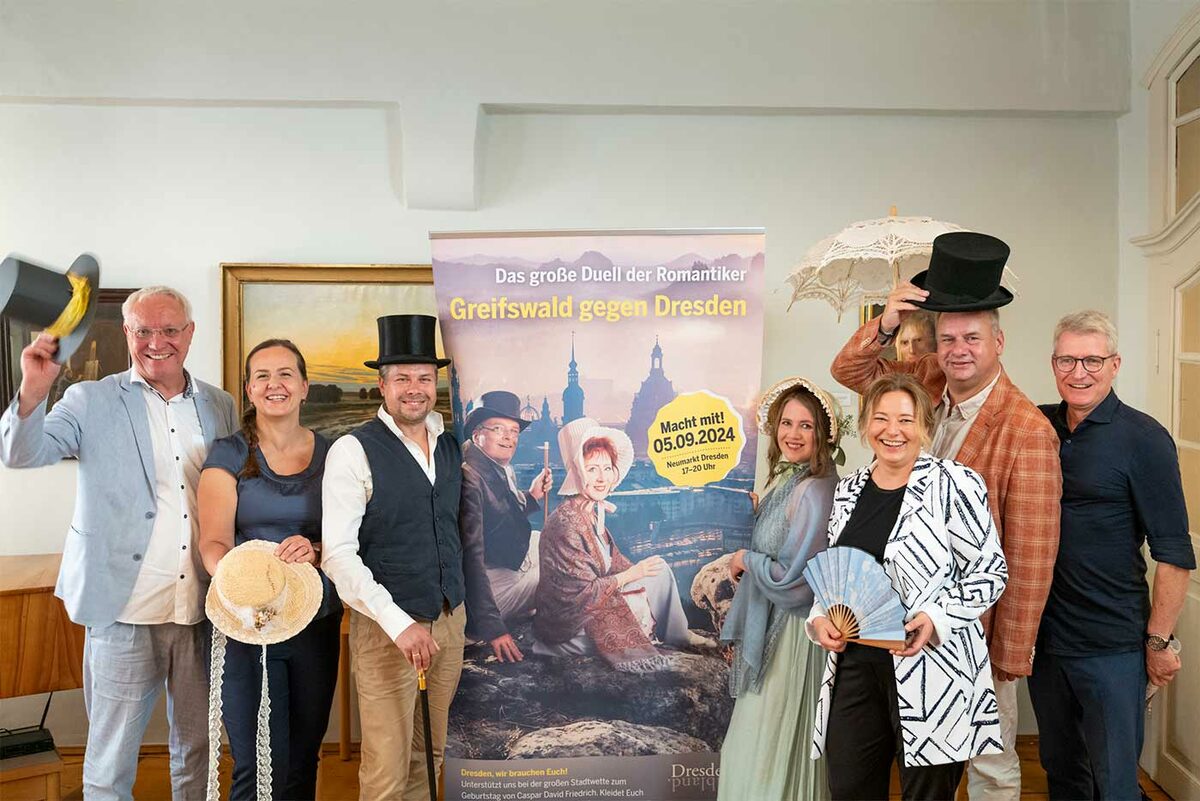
[539, 442, 550, 525]
[418, 669, 437, 801]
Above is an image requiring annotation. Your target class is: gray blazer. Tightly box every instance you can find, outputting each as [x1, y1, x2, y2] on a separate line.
[0, 370, 237, 626]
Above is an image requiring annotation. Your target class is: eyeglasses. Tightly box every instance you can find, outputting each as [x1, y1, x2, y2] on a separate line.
[1051, 354, 1117, 374]
[129, 325, 189, 340]
[478, 424, 521, 439]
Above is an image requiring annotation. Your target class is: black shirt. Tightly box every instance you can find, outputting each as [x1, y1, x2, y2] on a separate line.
[1039, 391, 1194, 656]
[836, 474, 906, 564]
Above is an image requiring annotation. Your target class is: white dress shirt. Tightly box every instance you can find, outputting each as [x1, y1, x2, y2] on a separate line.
[116, 370, 207, 625]
[477, 447, 525, 501]
[321, 406, 444, 642]
[930, 369, 1001, 460]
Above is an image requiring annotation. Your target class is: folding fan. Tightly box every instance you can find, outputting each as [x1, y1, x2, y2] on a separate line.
[803, 546, 907, 650]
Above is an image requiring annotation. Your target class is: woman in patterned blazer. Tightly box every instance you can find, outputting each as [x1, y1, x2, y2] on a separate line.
[807, 373, 1008, 801]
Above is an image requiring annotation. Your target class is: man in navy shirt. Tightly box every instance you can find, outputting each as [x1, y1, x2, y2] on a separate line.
[1032, 310, 1194, 801]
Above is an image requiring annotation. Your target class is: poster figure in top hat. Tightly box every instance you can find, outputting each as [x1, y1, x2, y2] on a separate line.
[320, 313, 466, 801]
[460, 390, 552, 663]
[830, 231, 1061, 801]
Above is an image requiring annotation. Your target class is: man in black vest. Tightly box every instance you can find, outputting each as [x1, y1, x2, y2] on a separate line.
[461, 390, 552, 662]
[322, 314, 465, 801]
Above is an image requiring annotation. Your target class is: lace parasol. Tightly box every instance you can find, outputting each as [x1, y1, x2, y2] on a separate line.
[786, 211, 1020, 320]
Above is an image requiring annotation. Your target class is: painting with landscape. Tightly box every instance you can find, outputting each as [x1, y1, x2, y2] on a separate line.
[235, 277, 450, 439]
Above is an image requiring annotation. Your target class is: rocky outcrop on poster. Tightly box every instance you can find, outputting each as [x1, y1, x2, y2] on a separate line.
[690, 552, 737, 634]
[508, 720, 709, 759]
[447, 633, 733, 760]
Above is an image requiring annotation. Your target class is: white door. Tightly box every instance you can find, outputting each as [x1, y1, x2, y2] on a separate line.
[1144, 254, 1200, 801]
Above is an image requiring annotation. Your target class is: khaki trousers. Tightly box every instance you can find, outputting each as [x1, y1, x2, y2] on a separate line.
[350, 605, 466, 801]
[966, 676, 1021, 801]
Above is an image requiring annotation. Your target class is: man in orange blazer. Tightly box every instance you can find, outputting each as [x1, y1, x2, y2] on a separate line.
[830, 232, 1061, 801]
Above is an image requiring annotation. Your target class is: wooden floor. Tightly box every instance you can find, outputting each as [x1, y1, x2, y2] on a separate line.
[55, 737, 1171, 800]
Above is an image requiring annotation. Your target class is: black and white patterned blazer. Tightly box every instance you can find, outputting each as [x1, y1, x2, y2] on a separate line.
[807, 454, 1008, 766]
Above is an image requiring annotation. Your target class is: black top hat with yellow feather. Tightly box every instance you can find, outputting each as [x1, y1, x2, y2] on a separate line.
[0, 253, 102, 364]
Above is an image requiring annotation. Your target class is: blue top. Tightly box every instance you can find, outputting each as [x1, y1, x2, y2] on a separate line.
[1039, 391, 1194, 655]
[202, 430, 341, 621]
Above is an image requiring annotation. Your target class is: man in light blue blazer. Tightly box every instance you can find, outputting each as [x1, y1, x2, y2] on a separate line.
[0, 286, 236, 801]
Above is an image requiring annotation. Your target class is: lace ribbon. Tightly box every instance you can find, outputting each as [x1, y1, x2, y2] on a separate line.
[255, 645, 272, 801]
[205, 631, 227, 801]
[206, 631, 274, 801]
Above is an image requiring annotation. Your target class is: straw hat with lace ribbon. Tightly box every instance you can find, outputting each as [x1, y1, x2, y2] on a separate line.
[204, 541, 322, 801]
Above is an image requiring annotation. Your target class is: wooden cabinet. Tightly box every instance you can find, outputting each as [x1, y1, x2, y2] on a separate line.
[0, 554, 84, 699]
[0, 554, 81, 801]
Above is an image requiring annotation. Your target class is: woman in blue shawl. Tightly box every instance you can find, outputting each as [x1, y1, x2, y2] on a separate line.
[717, 377, 842, 801]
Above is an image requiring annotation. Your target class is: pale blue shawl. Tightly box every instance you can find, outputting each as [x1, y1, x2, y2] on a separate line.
[720, 468, 837, 696]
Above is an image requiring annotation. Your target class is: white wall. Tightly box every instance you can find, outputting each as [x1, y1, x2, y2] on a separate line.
[1, 0, 1131, 209]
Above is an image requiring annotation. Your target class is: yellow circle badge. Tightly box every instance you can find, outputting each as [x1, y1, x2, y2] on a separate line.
[647, 390, 746, 487]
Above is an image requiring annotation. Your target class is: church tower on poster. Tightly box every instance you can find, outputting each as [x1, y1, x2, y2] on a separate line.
[449, 364, 465, 442]
[514, 396, 564, 467]
[562, 334, 585, 424]
[626, 337, 677, 458]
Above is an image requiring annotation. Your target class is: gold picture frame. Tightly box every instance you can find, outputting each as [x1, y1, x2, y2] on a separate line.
[858, 302, 897, 356]
[221, 263, 450, 439]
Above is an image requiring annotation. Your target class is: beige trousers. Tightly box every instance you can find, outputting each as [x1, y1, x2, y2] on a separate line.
[966, 677, 1021, 801]
[350, 605, 466, 801]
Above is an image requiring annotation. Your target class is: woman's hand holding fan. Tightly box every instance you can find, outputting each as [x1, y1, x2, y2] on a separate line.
[803, 547, 908, 652]
[811, 616, 847, 653]
[894, 611, 936, 657]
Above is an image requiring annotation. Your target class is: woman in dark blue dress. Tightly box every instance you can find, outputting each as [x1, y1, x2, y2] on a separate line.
[198, 339, 340, 801]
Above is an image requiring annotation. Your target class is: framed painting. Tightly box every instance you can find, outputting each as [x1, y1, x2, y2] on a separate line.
[859, 301, 895, 359]
[1, 288, 136, 413]
[221, 263, 451, 439]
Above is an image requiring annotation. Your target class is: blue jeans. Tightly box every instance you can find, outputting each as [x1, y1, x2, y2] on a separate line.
[222, 611, 341, 801]
[1027, 649, 1146, 801]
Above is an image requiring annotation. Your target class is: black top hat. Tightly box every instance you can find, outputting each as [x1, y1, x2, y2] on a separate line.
[363, 314, 451, 369]
[910, 232, 1014, 313]
[464, 391, 531, 439]
[0, 253, 102, 364]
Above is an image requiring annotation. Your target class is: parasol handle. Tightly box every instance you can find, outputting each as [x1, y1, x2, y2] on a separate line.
[888, 205, 900, 287]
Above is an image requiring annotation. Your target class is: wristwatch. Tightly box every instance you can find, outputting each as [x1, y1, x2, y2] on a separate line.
[1146, 633, 1177, 652]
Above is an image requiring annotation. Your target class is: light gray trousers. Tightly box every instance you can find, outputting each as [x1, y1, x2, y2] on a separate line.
[82, 621, 210, 801]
